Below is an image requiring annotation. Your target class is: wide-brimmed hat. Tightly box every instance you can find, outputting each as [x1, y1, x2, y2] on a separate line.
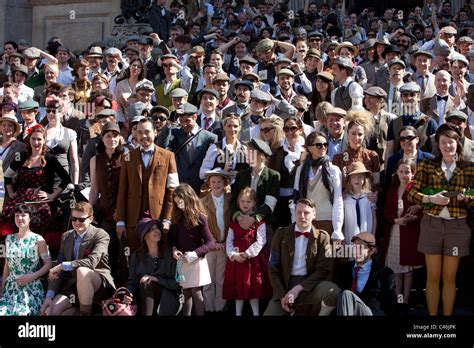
[0, 114, 21, 136]
[205, 168, 232, 183]
[136, 218, 163, 243]
[87, 46, 103, 58]
[335, 41, 359, 57]
[346, 161, 371, 176]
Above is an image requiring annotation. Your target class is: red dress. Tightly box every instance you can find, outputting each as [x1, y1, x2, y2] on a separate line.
[223, 220, 273, 300]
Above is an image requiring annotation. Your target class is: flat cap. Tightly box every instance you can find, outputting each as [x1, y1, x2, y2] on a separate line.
[450, 53, 469, 66]
[22, 47, 41, 59]
[446, 110, 468, 121]
[414, 50, 434, 59]
[56, 46, 70, 53]
[96, 108, 117, 117]
[100, 121, 121, 136]
[136, 80, 155, 92]
[256, 38, 275, 53]
[440, 26, 457, 35]
[333, 57, 354, 71]
[308, 31, 324, 38]
[126, 35, 141, 42]
[275, 56, 292, 65]
[364, 86, 387, 98]
[388, 59, 406, 68]
[129, 115, 146, 126]
[179, 102, 198, 115]
[123, 46, 140, 54]
[18, 99, 39, 111]
[199, 88, 219, 99]
[234, 80, 254, 90]
[14, 65, 28, 76]
[242, 72, 260, 81]
[305, 48, 321, 59]
[250, 89, 272, 102]
[327, 107, 347, 117]
[139, 37, 154, 46]
[458, 36, 474, 44]
[399, 82, 421, 93]
[213, 73, 230, 83]
[1, 102, 18, 112]
[169, 88, 188, 98]
[127, 102, 148, 118]
[248, 138, 272, 156]
[277, 68, 294, 77]
[239, 55, 258, 65]
[150, 105, 170, 118]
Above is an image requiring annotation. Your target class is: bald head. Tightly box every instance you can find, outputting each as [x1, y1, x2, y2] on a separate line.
[435, 69, 451, 95]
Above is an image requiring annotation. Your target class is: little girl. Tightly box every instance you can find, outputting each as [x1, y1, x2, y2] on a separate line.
[343, 161, 377, 243]
[382, 158, 423, 305]
[223, 187, 272, 316]
[171, 184, 215, 316]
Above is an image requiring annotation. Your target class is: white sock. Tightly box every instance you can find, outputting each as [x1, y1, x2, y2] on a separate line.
[319, 300, 335, 316]
[235, 300, 244, 316]
[249, 298, 259, 316]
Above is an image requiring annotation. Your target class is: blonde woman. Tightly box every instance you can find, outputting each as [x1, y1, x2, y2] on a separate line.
[259, 115, 284, 154]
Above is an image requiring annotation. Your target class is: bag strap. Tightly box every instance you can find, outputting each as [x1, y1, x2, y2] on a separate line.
[175, 257, 185, 282]
[175, 128, 203, 156]
[114, 287, 132, 299]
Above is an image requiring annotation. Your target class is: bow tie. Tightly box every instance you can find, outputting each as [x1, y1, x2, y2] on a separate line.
[295, 231, 310, 238]
[437, 95, 448, 102]
[141, 149, 153, 155]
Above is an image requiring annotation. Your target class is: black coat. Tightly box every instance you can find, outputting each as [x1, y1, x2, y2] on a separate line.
[336, 260, 397, 316]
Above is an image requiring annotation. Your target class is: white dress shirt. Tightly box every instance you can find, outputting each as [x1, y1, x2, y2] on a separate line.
[330, 77, 364, 110]
[436, 95, 448, 125]
[140, 145, 155, 168]
[291, 225, 309, 276]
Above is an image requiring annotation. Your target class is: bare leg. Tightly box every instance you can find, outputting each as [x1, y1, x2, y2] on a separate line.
[50, 294, 75, 316]
[442, 255, 460, 316]
[425, 254, 443, 316]
[76, 267, 102, 315]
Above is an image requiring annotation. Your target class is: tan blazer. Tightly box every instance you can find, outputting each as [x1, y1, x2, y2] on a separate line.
[48, 225, 115, 294]
[201, 192, 231, 243]
[268, 224, 333, 300]
[116, 145, 178, 244]
[420, 95, 457, 125]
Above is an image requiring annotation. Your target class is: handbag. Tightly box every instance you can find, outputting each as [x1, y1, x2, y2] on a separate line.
[102, 287, 138, 316]
[175, 256, 211, 289]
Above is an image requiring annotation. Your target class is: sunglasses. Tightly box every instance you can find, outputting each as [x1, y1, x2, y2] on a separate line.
[152, 115, 167, 122]
[260, 127, 275, 133]
[283, 126, 299, 133]
[46, 108, 60, 114]
[399, 135, 417, 142]
[309, 142, 328, 149]
[71, 216, 91, 223]
[296, 107, 306, 112]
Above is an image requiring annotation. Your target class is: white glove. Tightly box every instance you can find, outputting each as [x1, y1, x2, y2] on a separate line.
[185, 251, 199, 263]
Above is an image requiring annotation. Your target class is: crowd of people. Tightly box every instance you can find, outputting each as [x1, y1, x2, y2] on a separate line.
[0, 0, 473, 317]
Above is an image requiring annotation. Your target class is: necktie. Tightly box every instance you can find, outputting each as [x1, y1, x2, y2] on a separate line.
[421, 75, 426, 92]
[392, 87, 399, 113]
[204, 117, 212, 130]
[353, 197, 361, 230]
[437, 95, 448, 101]
[351, 266, 361, 292]
[295, 231, 310, 238]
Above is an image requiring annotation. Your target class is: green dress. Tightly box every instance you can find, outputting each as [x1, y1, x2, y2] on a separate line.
[0, 233, 45, 316]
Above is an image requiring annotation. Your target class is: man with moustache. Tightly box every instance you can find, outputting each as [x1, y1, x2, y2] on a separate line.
[384, 59, 406, 114]
[116, 118, 179, 253]
[222, 80, 253, 120]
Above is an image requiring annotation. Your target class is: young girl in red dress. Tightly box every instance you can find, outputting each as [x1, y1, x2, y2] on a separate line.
[381, 158, 424, 306]
[223, 187, 272, 316]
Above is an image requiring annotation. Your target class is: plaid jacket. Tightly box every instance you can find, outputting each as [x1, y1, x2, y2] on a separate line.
[408, 159, 474, 218]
